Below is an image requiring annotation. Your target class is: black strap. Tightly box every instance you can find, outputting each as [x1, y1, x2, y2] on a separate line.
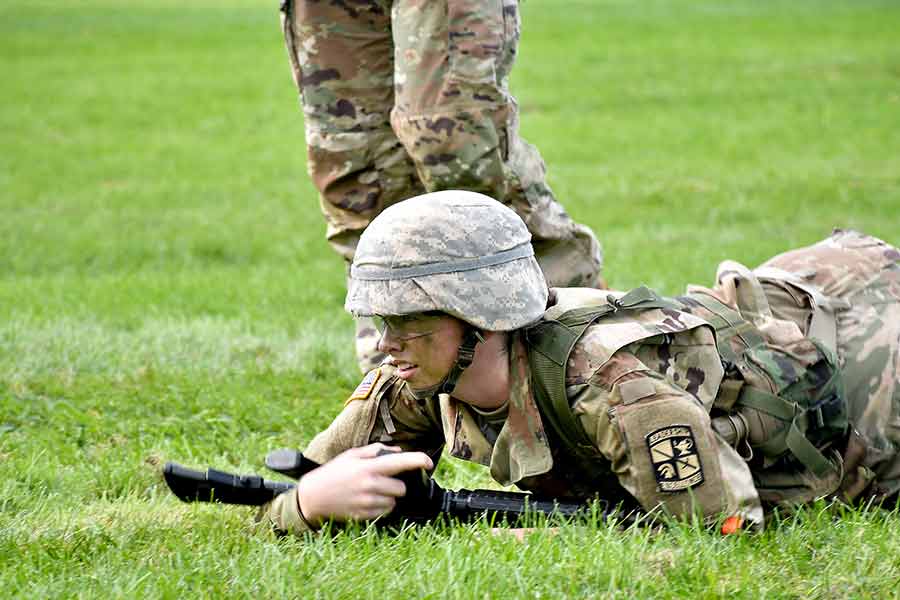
[440, 328, 482, 395]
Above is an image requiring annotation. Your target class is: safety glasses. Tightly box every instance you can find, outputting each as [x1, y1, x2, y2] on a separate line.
[372, 311, 446, 341]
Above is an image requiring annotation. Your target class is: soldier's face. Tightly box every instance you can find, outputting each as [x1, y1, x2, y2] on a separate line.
[375, 312, 466, 391]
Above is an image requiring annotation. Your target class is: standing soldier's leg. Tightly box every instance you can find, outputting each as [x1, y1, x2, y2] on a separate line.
[390, 0, 603, 288]
[280, 0, 424, 372]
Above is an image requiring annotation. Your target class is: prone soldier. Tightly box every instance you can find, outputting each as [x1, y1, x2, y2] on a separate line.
[264, 191, 900, 533]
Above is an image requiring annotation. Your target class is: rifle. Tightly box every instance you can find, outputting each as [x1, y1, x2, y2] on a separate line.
[163, 449, 639, 527]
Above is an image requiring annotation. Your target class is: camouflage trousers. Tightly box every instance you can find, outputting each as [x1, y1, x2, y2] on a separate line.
[757, 230, 900, 501]
[279, 0, 603, 371]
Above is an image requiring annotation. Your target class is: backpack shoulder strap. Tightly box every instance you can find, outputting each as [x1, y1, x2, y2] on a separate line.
[677, 292, 766, 364]
[526, 286, 678, 460]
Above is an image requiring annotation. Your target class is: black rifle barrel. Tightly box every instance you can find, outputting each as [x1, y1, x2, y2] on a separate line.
[441, 488, 586, 520]
[163, 461, 631, 526]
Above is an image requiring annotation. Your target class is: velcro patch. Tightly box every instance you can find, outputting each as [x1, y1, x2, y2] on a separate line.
[646, 425, 704, 492]
[617, 378, 656, 405]
[346, 368, 381, 404]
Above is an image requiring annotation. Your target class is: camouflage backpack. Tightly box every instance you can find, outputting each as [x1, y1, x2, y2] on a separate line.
[525, 286, 849, 493]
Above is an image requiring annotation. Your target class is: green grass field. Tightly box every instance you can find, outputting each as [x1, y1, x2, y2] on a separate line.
[2, 0, 900, 597]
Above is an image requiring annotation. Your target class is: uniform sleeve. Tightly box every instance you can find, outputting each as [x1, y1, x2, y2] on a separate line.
[302, 366, 445, 464]
[263, 366, 445, 535]
[571, 349, 764, 527]
[262, 487, 314, 536]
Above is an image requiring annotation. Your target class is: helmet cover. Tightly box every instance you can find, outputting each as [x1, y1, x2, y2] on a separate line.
[345, 191, 548, 331]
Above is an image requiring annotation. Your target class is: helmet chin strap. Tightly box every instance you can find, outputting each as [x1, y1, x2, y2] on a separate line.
[439, 328, 484, 396]
[408, 328, 483, 400]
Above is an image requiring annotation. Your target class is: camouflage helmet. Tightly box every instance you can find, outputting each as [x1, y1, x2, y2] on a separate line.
[345, 190, 549, 331]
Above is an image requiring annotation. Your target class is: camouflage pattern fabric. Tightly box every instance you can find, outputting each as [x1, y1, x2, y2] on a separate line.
[684, 230, 900, 505]
[354, 316, 384, 373]
[346, 191, 549, 331]
[535, 288, 765, 526]
[279, 0, 603, 371]
[754, 230, 900, 501]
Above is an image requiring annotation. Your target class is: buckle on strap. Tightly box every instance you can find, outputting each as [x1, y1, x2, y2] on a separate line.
[456, 344, 476, 366]
[606, 294, 623, 312]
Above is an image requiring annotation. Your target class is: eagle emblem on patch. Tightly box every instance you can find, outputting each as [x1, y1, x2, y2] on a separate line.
[346, 368, 381, 403]
[646, 425, 704, 492]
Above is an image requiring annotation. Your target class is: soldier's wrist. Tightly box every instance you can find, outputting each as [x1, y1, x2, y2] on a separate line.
[295, 481, 321, 529]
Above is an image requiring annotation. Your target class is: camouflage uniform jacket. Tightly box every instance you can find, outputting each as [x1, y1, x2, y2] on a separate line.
[266, 294, 764, 533]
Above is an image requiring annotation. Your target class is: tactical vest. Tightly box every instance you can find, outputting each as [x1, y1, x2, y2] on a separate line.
[524, 286, 849, 503]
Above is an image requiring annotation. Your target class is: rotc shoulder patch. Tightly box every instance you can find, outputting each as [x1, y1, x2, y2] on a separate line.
[646, 425, 704, 492]
[346, 368, 381, 404]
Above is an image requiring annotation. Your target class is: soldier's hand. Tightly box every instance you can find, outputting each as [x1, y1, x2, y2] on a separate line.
[295, 443, 433, 525]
